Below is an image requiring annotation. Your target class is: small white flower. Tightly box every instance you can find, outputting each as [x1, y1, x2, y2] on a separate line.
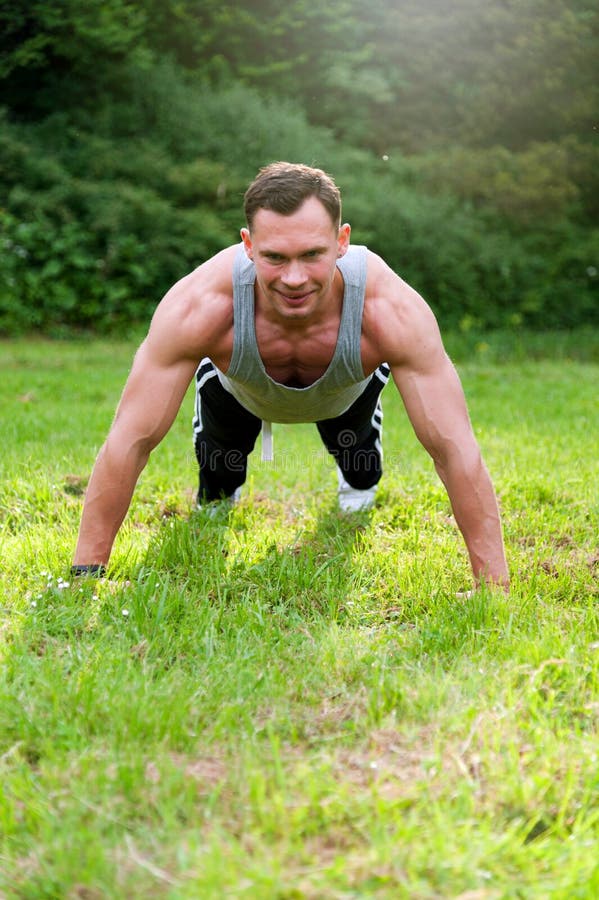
[122, 609, 129, 617]
[30, 600, 37, 608]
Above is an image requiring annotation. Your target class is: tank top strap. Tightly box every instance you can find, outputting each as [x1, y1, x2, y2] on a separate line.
[335, 245, 368, 381]
[228, 244, 260, 379]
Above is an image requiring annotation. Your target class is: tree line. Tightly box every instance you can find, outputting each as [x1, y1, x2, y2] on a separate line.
[1, 0, 597, 333]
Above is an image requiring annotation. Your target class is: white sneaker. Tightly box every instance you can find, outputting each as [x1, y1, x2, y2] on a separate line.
[337, 470, 377, 513]
[197, 486, 241, 517]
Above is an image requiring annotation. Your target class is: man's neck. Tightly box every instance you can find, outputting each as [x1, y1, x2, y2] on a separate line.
[254, 270, 345, 335]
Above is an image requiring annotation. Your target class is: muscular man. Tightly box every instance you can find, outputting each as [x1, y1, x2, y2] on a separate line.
[72, 162, 508, 589]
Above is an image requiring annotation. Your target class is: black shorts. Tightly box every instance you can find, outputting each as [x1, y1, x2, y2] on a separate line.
[192, 360, 390, 502]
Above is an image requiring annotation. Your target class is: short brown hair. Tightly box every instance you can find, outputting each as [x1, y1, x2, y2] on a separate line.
[244, 162, 341, 230]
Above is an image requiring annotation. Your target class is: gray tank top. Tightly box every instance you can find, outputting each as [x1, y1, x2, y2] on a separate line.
[215, 244, 370, 423]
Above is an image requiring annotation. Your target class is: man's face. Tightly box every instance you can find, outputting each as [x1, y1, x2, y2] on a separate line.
[240, 196, 350, 322]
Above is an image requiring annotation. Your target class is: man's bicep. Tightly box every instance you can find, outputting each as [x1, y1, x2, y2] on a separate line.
[392, 354, 475, 460]
[111, 340, 198, 449]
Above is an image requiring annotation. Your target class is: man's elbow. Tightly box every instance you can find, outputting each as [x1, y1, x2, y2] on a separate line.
[432, 438, 484, 484]
[101, 426, 156, 473]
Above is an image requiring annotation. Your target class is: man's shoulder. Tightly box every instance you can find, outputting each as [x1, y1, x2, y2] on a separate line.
[363, 248, 426, 324]
[149, 245, 239, 362]
[162, 244, 239, 315]
[362, 249, 442, 367]
[185, 242, 240, 299]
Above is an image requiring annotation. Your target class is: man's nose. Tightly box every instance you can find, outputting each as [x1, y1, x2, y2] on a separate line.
[281, 260, 307, 287]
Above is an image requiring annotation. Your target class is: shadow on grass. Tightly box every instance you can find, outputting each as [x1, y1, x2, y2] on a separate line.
[132, 495, 375, 623]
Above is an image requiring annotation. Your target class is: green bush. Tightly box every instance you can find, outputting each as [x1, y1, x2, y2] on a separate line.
[0, 67, 596, 335]
[0, 102, 240, 333]
[343, 168, 597, 331]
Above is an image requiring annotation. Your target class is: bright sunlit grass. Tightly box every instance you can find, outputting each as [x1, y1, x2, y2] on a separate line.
[0, 333, 598, 897]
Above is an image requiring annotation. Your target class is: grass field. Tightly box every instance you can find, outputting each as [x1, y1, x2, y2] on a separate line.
[0, 332, 598, 898]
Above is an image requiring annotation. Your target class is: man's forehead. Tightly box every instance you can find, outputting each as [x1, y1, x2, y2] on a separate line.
[250, 196, 338, 236]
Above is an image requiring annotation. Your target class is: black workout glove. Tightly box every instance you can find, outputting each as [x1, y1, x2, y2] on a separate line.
[70, 564, 106, 577]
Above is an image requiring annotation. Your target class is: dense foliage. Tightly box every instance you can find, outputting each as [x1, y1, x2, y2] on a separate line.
[0, 0, 597, 333]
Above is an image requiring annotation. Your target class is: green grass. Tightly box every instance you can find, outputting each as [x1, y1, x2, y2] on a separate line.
[1, 332, 598, 898]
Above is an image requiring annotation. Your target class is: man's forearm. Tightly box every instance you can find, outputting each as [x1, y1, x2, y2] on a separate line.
[73, 439, 150, 566]
[435, 452, 509, 587]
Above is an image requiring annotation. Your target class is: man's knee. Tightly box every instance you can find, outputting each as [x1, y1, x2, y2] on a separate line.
[337, 447, 382, 490]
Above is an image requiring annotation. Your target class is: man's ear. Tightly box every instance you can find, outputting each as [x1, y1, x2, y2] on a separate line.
[240, 227, 253, 259]
[337, 223, 351, 257]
